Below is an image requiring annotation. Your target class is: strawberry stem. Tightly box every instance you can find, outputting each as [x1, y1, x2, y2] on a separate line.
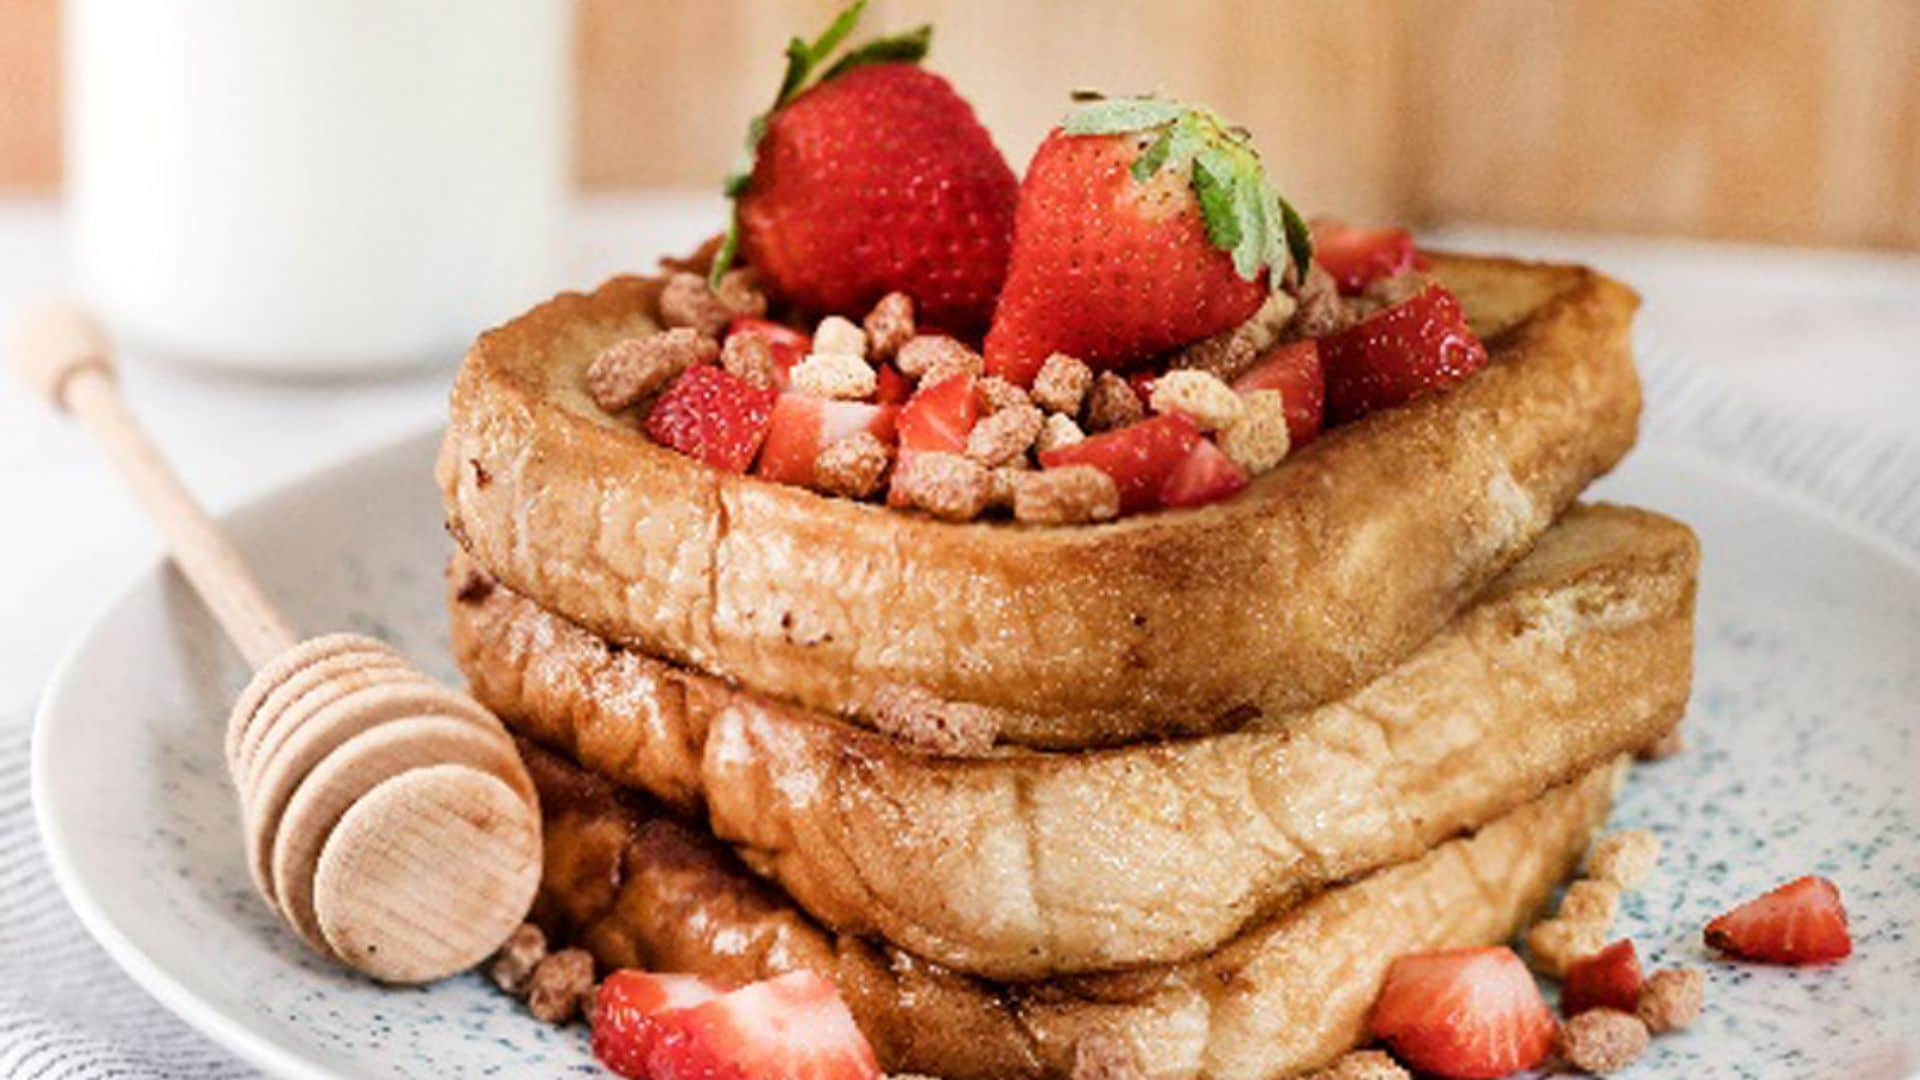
[711, 1, 932, 286]
[1061, 94, 1312, 287]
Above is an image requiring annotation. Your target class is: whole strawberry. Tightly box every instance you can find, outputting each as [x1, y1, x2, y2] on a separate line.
[715, 2, 1016, 337]
[984, 95, 1312, 386]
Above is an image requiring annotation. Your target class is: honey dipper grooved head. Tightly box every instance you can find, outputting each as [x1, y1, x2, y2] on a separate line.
[229, 636, 541, 983]
[314, 764, 542, 984]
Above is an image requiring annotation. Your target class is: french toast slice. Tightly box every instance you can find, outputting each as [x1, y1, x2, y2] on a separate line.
[528, 743, 1621, 1080]
[438, 252, 1642, 748]
[454, 503, 1696, 979]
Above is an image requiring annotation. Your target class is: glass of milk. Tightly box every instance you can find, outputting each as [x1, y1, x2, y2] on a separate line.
[64, 0, 569, 374]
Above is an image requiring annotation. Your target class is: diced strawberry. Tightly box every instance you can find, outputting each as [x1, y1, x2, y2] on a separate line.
[897, 373, 980, 454]
[1560, 939, 1643, 1017]
[757, 395, 899, 487]
[1319, 283, 1488, 426]
[1705, 875, 1853, 965]
[874, 363, 914, 405]
[644, 365, 779, 473]
[645, 970, 881, 1080]
[726, 316, 812, 389]
[1312, 221, 1423, 295]
[1039, 412, 1203, 514]
[1126, 371, 1158, 404]
[1160, 438, 1248, 509]
[1367, 946, 1556, 1080]
[1232, 339, 1325, 446]
[592, 971, 729, 1079]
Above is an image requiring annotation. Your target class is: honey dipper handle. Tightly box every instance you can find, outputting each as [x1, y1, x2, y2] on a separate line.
[13, 306, 297, 668]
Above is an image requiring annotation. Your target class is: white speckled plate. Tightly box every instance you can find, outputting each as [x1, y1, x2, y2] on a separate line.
[32, 429, 1920, 1079]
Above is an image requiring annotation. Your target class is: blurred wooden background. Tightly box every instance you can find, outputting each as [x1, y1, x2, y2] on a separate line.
[4, 0, 1916, 248]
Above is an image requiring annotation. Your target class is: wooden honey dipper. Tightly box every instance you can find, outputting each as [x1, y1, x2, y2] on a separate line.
[13, 306, 541, 984]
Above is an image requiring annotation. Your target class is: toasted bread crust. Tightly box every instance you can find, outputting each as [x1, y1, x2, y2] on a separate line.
[438, 254, 1642, 747]
[527, 744, 1619, 1079]
[453, 504, 1696, 979]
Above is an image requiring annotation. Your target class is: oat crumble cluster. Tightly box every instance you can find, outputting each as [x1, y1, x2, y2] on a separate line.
[582, 262, 1403, 524]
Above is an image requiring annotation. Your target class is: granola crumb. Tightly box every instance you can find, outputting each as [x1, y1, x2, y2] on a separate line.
[1071, 1032, 1143, 1080]
[1170, 324, 1260, 382]
[812, 314, 868, 359]
[526, 948, 595, 1025]
[1015, 466, 1121, 525]
[1304, 1050, 1410, 1080]
[789, 351, 878, 400]
[896, 334, 983, 380]
[1635, 968, 1704, 1034]
[890, 451, 991, 521]
[813, 432, 892, 498]
[1587, 830, 1660, 890]
[486, 922, 546, 997]
[977, 374, 1032, 414]
[1241, 287, 1301, 352]
[1035, 412, 1086, 454]
[1032, 353, 1094, 415]
[585, 329, 718, 412]
[720, 330, 779, 390]
[871, 684, 996, 756]
[1526, 917, 1607, 978]
[1352, 270, 1430, 319]
[1151, 369, 1245, 431]
[1289, 262, 1358, 339]
[658, 271, 734, 337]
[711, 267, 768, 321]
[967, 404, 1044, 467]
[1556, 1008, 1649, 1074]
[1083, 371, 1145, 432]
[1557, 879, 1622, 928]
[863, 291, 915, 360]
[987, 464, 1026, 508]
[578, 983, 601, 1029]
[1637, 724, 1686, 761]
[1218, 389, 1291, 474]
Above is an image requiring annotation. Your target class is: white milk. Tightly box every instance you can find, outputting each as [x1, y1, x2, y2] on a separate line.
[65, 0, 569, 373]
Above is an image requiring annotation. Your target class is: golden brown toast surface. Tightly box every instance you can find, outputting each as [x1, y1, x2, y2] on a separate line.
[454, 504, 1696, 979]
[438, 253, 1642, 748]
[528, 744, 1620, 1079]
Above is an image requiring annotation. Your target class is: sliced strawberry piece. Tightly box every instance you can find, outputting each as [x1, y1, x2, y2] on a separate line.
[1312, 220, 1423, 295]
[1319, 282, 1488, 427]
[645, 970, 881, 1080]
[1367, 946, 1557, 1080]
[644, 365, 779, 473]
[897, 373, 980, 454]
[1705, 875, 1853, 965]
[1232, 339, 1325, 446]
[874, 363, 914, 405]
[1561, 939, 1643, 1017]
[726, 316, 812, 390]
[592, 971, 729, 1079]
[1161, 438, 1248, 509]
[757, 395, 899, 487]
[1039, 413, 1203, 514]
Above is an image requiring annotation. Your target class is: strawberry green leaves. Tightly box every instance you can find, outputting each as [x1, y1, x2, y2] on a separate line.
[1060, 96, 1187, 136]
[1061, 95, 1311, 287]
[713, 0, 932, 285]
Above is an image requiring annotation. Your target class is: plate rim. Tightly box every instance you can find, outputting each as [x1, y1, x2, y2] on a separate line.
[28, 429, 1920, 1079]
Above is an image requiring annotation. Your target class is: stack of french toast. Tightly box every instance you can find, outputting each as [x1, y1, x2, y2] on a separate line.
[435, 249, 1697, 1078]
[432, 8, 1697, 1077]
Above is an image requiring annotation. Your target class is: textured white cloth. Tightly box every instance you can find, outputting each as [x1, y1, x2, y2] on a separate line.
[0, 712, 252, 1077]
